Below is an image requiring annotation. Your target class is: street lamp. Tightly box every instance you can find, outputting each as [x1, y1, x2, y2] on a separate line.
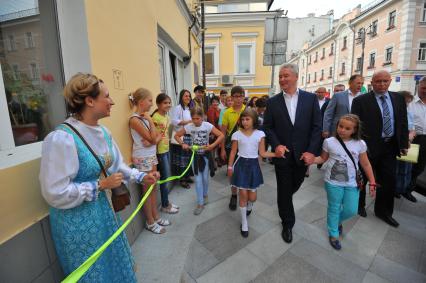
[355, 24, 373, 77]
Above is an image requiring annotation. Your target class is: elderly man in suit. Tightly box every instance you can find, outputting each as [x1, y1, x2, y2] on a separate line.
[351, 70, 408, 227]
[323, 75, 367, 216]
[263, 63, 322, 243]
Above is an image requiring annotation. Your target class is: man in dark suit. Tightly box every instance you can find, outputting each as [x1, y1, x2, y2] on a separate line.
[263, 63, 322, 243]
[351, 70, 408, 227]
[315, 87, 329, 170]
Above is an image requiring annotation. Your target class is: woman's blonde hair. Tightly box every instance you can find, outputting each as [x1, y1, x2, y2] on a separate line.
[129, 88, 152, 108]
[336, 114, 362, 140]
[63, 73, 103, 114]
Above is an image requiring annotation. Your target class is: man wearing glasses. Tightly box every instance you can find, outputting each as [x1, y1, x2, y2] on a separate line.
[221, 86, 246, 210]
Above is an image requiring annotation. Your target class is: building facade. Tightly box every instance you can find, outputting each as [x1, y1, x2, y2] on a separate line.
[0, 0, 201, 281]
[288, 0, 426, 96]
[203, 0, 277, 97]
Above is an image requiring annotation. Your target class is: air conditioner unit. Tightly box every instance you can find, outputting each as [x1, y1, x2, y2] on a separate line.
[221, 74, 234, 85]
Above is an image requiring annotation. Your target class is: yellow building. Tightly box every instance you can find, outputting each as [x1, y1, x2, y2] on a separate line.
[0, 0, 200, 281]
[203, 0, 278, 98]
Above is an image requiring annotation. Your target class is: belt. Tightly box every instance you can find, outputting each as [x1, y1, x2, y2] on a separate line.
[382, 136, 393, 143]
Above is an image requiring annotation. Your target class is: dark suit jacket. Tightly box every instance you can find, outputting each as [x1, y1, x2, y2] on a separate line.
[320, 98, 330, 121]
[351, 91, 408, 158]
[263, 89, 322, 166]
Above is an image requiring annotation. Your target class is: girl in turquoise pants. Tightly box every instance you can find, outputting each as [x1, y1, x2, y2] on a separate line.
[315, 114, 377, 250]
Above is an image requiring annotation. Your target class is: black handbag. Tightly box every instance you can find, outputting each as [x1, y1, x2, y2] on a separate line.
[336, 136, 364, 190]
[63, 122, 131, 212]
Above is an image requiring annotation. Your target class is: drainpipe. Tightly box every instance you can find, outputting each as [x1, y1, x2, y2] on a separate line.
[331, 38, 337, 95]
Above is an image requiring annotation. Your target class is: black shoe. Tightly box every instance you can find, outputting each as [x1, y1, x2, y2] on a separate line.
[329, 237, 342, 250]
[281, 228, 293, 243]
[402, 192, 417, 202]
[229, 195, 237, 211]
[376, 214, 399, 228]
[180, 181, 190, 189]
[246, 209, 252, 216]
[186, 177, 194, 184]
[338, 224, 343, 236]
[358, 207, 367, 218]
[394, 193, 401, 199]
[240, 225, 248, 238]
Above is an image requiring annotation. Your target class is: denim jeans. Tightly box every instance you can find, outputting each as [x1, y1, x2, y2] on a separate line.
[324, 182, 359, 238]
[157, 152, 171, 208]
[193, 155, 209, 205]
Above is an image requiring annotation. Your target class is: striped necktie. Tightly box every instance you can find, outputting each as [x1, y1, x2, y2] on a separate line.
[379, 95, 392, 137]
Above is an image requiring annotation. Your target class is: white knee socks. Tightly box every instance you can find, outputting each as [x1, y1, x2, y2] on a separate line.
[247, 201, 253, 212]
[240, 206, 248, 231]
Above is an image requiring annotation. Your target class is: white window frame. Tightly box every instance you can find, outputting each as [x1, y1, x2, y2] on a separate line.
[369, 51, 376, 68]
[421, 1, 426, 23]
[25, 32, 35, 48]
[384, 44, 394, 63]
[7, 34, 17, 51]
[203, 44, 219, 76]
[388, 10, 397, 29]
[29, 62, 40, 81]
[418, 41, 426, 61]
[0, 0, 92, 169]
[234, 42, 256, 76]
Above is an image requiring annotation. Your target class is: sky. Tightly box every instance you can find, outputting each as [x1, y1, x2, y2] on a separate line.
[270, 0, 374, 18]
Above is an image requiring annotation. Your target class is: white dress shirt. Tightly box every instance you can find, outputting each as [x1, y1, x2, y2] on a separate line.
[347, 89, 361, 111]
[283, 89, 299, 125]
[408, 97, 426, 135]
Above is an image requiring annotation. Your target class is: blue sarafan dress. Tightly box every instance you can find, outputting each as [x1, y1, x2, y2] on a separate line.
[47, 124, 137, 282]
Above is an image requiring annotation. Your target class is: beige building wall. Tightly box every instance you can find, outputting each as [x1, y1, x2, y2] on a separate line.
[0, 0, 200, 244]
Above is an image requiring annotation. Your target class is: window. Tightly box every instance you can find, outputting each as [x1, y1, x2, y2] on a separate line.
[205, 46, 215, 75]
[307, 73, 310, 83]
[388, 10, 396, 29]
[313, 72, 317, 82]
[422, 2, 426, 22]
[369, 52, 376, 68]
[302, 59, 305, 68]
[356, 57, 362, 71]
[308, 55, 312, 64]
[340, 62, 346, 75]
[236, 44, 254, 74]
[371, 20, 378, 36]
[419, 42, 426, 61]
[330, 43, 334, 55]
[30, 63, 39, 81]
[315, 51, 318, 62]
[158, 44, 166, 93]
[321, 48, 325, 59]
[301, 76, 304, 85]
[328, 66, 333, 78]
[320, 69, 324, 80]
[1, 0, 66, 150]
[384, 47, 393, 63]
[7, 35, 17, 51]
[25, 32, 35, 48]
[342, 36, 347, 50]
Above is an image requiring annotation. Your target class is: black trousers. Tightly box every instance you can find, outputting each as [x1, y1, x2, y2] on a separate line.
[275, 157, 307, 229]
[409, 135, 426, 191]
[369, 139, 398, 217]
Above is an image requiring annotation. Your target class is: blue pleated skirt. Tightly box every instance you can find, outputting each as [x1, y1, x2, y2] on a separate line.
[231, 156, 264, 189]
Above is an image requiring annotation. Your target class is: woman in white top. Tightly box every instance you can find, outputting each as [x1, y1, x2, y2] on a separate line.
[170, 89, 194, 188]
[129, 88, 170, 234]
[39, 73, 158, 281]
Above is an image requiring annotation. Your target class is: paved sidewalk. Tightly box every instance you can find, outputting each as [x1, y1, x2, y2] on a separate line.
[132, 162, 426, 283]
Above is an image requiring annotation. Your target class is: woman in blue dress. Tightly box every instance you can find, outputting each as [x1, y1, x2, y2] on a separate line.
[39, 73, 158, 282]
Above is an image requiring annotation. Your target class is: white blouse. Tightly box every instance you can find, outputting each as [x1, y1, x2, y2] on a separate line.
[39, 117, 145, 209]
[170, 104, 191, 144]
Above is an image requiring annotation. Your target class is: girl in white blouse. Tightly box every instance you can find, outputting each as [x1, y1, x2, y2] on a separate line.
[39, 73, 158, 281]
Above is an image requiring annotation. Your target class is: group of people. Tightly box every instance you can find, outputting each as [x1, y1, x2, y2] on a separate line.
[38, 65, 426, 280]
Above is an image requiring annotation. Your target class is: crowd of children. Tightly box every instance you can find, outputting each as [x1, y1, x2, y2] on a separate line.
[128, 85, 380, 252]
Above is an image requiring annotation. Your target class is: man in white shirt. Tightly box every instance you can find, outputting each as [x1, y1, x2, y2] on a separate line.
[218, 89, 228, 110]
[407, 76, 426, 202]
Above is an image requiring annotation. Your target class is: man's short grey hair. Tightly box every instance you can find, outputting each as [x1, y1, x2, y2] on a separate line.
[419, 76, 426, 85]
[279, 63, 299, 77]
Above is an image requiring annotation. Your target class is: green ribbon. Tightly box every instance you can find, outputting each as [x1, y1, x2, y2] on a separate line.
[62, 145, 199, 283]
